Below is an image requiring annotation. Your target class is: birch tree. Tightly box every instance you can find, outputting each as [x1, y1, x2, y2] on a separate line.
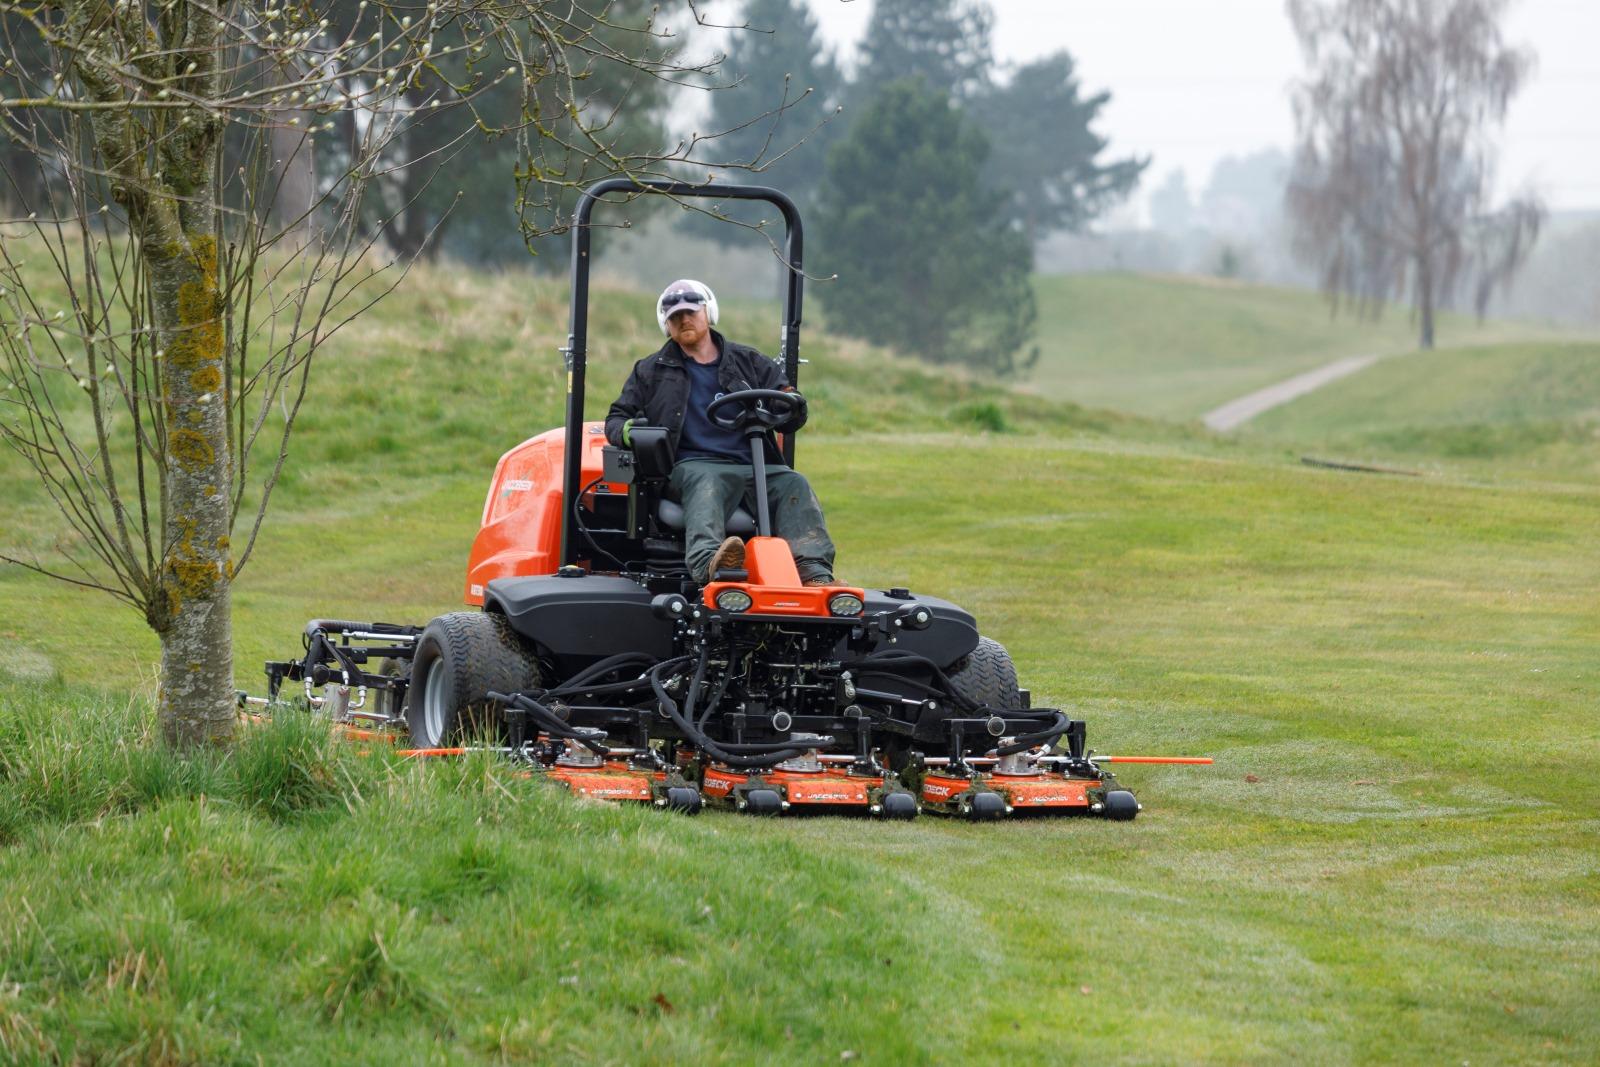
[1285, 0, 1543, 348]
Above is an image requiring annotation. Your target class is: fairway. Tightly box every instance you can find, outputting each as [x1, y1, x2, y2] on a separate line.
[1026, 273, 1557, 420]
[4, 426, 1598, 1063]
[3, 252, 1599, 1063]
[1247, 340, 1600, 480]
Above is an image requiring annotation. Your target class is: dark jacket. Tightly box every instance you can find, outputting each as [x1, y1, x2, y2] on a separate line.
[604, 330, 805, 465]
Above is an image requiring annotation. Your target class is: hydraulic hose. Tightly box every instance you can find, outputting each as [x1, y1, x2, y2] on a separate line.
[548, 651, 658, 694]
[648, 658, 819, 769]
[489, 690, 612, 757]
[992, 710, 1073, 755]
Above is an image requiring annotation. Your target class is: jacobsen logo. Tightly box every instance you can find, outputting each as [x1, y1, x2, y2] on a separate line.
[581, 786, 645, 798]
[798, 792, 854, 802]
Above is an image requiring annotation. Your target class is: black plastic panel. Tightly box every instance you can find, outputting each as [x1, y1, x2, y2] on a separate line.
[841, 591, 979, 669]
[485, 577, 980, 670]
[486, 575, 675, 660]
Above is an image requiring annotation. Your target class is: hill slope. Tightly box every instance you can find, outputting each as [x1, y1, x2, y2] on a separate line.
[1027, 273, 1554, 419]
[1247, 340, 1600, 478]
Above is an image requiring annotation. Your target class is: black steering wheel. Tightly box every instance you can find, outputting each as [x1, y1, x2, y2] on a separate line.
[706, 388, 804, 433]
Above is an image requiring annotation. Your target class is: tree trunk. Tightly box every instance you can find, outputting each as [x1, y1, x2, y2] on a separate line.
[268, 121, 317, 247]
[1416, 254, 1437, 350]
[151, 237, 235, 744]
[146, 214, 236, 746]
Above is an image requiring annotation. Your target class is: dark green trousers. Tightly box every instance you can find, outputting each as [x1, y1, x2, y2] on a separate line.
[668, 459, 836, 583]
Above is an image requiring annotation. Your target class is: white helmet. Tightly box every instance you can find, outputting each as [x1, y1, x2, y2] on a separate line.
[656, 278, 719, 336]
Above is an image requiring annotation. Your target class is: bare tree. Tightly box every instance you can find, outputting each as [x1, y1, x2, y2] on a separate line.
[0, 0, 788, 746]
[1285, 0, 1543, 348]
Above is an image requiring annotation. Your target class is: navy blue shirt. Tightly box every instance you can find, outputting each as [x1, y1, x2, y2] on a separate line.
[677, 357, 749, 462]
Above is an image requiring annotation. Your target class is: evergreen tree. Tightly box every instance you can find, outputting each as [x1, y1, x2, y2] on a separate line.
[816, 79, 1035, 375]
[690, 0, 844, 244]
[971, 52, 1146, 238]
[852, 0, 995, 104]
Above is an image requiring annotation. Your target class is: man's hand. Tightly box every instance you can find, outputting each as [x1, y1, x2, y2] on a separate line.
[622, 418, 648, 447]
[779, 389, 807, 428]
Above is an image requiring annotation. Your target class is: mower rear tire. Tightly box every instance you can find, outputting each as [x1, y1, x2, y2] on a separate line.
[372, 657, 408, 722]
[408, 612, 541, 748]
[949, 636, 1022, 711]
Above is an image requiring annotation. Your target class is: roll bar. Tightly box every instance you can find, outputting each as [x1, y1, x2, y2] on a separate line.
[561, 179, 806, 568]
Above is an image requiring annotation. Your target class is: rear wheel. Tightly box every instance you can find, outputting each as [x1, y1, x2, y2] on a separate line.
[407, 612, 541, 748]
[371, 656, 408, 723]
[948, 636, 1022, 711]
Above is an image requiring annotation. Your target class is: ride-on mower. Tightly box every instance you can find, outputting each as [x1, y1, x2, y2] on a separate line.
[249, 179, 1208, 819]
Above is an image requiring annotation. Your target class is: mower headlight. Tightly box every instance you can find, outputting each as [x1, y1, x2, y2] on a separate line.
[827, 593, 864, 617]
[715, 589, 753, 613]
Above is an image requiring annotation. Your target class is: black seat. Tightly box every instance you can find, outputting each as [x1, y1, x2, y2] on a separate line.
[657, 499, 757, 537]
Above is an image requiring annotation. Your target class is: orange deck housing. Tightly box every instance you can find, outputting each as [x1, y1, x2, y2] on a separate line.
[702, 765, 878, 806]
[921, 773, 1104, 810]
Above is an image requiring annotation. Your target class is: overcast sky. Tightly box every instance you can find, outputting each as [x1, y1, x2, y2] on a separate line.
[802, 0, 1600, 219]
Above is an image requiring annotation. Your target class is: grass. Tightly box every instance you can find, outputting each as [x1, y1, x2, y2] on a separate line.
[3, 250, 1599, 1062]
[1246, 340, 1600, 480]
[1026, 273, 1559, 419]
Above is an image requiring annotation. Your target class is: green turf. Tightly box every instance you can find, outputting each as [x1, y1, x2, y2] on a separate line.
[1246, 340, 1600, 479]
[4, 430, 1599, 1063]
[1026, 273, 1556, 419]
[3, 253, 1599, 1063]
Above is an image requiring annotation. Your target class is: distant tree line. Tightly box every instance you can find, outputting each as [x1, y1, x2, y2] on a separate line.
[699, 0, 1146, 376]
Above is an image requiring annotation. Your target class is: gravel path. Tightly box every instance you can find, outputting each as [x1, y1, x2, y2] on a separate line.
[1202, 353, 1381, 431]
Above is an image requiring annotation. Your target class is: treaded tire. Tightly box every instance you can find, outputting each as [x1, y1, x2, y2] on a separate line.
[372, 657, 408, 722]
[948, 636, 1022, 711]
[407, 612, 542, 747]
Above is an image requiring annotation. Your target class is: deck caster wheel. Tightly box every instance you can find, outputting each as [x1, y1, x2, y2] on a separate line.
[1102, 790, 1140, 821]
[880, 792, 918, 821]
[741, 788, 783, 816]
[967, 792, 1006, 820]
[665, 786, 702, 815]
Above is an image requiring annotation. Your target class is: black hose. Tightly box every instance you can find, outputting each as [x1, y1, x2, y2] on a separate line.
[992, 710, 1072, 756]
[550, 651, 657, 693]
[491, 691, 612, 757]
[648, 658, 816, 769]
[572, 475, 629, 572]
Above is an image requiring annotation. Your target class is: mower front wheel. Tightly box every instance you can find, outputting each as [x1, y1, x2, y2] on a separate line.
[407, 612, 541, 748]
[949, 636, 1022, 711]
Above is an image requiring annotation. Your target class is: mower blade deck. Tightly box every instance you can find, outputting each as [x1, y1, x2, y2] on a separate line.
[920, 771, 1116, 818]
[549, 761, 660, 802]
[701, 765, 915, 817]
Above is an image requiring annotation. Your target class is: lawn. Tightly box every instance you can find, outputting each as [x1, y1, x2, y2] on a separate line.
[2, 255, 1598, 1064]
[1246, 340, 1600, 481]
[1026, 273, 1556, 420]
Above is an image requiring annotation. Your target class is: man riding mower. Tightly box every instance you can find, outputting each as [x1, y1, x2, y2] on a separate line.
[252, 179, 1208, 818]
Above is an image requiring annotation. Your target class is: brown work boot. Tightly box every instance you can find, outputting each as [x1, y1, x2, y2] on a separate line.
[706, 536, 745, 581]
[802, 574, 834, 586]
